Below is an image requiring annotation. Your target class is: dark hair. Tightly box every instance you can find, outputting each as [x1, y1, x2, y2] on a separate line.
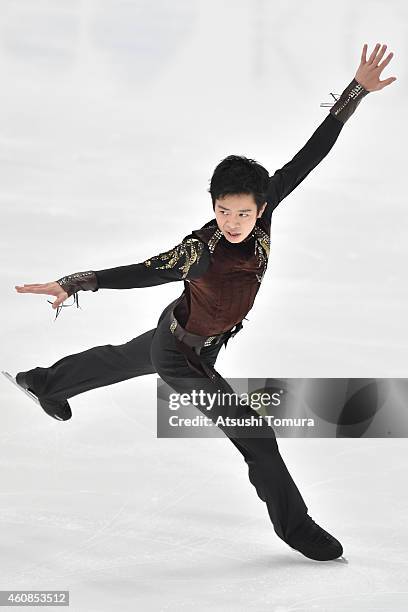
[208, 154, 269, 211]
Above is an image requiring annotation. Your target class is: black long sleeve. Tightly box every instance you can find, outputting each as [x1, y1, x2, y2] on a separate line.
[94, 234, 211, 289]
[264, 112, 344, 220]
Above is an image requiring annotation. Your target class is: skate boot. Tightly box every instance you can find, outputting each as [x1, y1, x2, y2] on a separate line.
[15, 371, 72, 422]
[285, 514, 343, 561]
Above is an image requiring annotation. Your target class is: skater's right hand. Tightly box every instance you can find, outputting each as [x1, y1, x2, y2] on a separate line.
[15, 281, 69, 310]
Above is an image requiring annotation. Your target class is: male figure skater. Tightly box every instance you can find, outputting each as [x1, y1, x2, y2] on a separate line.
[11, 44, 396, 561]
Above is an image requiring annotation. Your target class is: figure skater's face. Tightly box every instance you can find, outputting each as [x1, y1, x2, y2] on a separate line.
[214, 194, 266, 243]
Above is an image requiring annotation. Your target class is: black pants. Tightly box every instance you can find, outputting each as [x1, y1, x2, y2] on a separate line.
[24, 299, 308, 543]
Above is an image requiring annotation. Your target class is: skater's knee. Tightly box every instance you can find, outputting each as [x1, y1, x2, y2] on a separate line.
[150, 350, 190, 382]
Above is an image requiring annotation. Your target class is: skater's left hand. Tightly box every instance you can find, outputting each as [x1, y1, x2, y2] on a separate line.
[354, 43, 397, 92]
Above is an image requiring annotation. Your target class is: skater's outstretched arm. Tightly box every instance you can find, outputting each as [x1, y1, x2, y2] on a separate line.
[15, 234, 210, 314]
[264, 42, 396, 220]
[94, 234, 210, 289]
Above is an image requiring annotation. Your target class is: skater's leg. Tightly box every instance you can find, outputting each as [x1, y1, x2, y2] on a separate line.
[150, 314, 308, 543]
[24, 328, 157, 402]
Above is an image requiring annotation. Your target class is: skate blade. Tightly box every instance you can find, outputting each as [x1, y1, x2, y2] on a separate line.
[288, 545, 346, 562]
[2, 370, 40, 405]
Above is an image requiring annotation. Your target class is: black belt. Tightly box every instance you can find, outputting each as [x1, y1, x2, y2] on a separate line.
[169, 310, 244, 379]
[169, 311, 243, 350]
[169, 313, 225, 349]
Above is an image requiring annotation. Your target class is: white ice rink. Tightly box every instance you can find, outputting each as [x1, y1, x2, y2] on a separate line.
[1, 1, 407, 610]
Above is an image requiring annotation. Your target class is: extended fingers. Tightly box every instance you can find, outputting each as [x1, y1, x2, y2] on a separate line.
[378, 51, 394, 70]
[15, 286, 42, 293]
[375, 44, 387, 65]
[368, 43, 381, 64]
[16, 284, 41, 288]
[368, 43, 390, 66]
[15, 283, 52, 293]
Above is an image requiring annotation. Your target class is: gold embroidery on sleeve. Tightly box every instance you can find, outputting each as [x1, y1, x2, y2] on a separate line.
[143, 237, 205, 279]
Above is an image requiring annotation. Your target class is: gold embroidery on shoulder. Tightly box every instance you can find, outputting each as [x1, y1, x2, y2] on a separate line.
[254, 226, 270, 258]
[207, 228, 223, 253]
[253, 226, 271, 283]
[143, 237, 205, 279]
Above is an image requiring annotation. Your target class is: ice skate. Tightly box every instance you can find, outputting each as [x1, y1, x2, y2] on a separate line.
[2, 370, 72, 422]
[285, 514, 343, 561]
